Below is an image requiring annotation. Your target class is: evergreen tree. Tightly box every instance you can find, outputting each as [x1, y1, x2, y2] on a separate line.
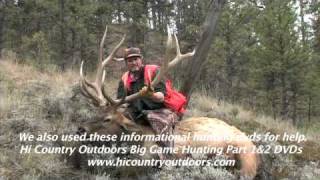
[253, 0, 308, 121]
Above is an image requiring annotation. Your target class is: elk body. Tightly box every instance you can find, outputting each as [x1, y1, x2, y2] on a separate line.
[79, 109, 259, 178]
[78, 25, 259, 178]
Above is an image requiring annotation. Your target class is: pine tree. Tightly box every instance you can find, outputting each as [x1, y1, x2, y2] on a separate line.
[253, 0, 308, 121]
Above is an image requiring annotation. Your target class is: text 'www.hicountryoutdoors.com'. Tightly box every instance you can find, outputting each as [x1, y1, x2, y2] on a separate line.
[87, 158, 236, 168]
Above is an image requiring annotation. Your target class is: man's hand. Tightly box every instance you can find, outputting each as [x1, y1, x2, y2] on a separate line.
[139, 86, 154, 97]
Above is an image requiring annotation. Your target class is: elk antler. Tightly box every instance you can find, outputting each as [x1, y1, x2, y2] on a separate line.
[115, 26, 195, 104]
[80, 25, 126, 106]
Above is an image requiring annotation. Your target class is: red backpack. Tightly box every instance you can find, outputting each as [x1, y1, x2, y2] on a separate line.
[121, 65, 187, 115]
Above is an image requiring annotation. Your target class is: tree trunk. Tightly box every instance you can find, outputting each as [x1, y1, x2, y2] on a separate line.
[308, 95, 312, 122]
[272, 96, 277, 120]
[225, 27, 235, 102]
[0, 2, 5, 58]
[70, 28, 77, 69]
[59, 0, 66, 70]
[175, 0, 184, 34]
[292, 91, 297, 125]
[180, 0, 226, 103]
[150, 0, 156, 29]
[117, 1, 122, 24]
[157, 6, 162, 32]
[299, 0, 306, 45]
[280, 74, 289, 120]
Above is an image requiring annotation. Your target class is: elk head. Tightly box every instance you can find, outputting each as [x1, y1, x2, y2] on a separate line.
[77, 106, 142, 137]
[77, 25, 195, 136]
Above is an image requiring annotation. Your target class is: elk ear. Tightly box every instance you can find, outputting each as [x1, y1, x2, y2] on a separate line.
[120, 117, 141, 132]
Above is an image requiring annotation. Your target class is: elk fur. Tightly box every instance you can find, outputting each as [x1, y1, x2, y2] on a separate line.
[173, 117, 259, 178]
[79, 110, 259, 179]
[116, 114, 259, 178]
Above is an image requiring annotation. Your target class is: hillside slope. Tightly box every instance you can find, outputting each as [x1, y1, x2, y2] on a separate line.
[0, 60, 319, 180]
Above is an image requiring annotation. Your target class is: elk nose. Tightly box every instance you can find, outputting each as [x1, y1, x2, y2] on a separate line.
[77, 127, 87, 135]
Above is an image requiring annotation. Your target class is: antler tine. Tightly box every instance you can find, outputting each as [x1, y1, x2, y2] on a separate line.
[79, 25, 126, 106]
[80, 82, 100, 106]
[102, 35, 126, 66]
[101, 70, 106, 84]
[114, 92, 142, 105]
[95, 25, 108, 88]
[101, 84, 116, 106]
[151, 26, 173, 87]
[96, 26, 125, 88]
[168, 33, 195, 68]
[80, 61, 97, 92]
[113, 57, 125, 62]
[114, 90, 127, 107]
[99, 33, 126, 104]
[80, 60, 105, 105]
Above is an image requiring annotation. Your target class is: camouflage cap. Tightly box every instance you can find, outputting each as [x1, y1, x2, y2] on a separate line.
[124, 47, 142, 59]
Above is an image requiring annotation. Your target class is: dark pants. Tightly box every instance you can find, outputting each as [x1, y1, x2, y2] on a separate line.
[123, 107, 178, 147]
[143, 108, 178, 148]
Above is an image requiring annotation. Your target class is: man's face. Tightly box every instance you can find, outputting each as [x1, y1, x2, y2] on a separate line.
[126, 56, 143, 72]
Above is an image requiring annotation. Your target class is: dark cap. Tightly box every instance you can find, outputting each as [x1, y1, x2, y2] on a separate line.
[124, 47, 142, 59]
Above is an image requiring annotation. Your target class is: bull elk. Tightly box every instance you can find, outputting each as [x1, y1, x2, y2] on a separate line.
[78, 25, 259, 178]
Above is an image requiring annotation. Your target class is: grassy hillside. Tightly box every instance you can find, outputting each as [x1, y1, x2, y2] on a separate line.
[0, 59, 319, 180]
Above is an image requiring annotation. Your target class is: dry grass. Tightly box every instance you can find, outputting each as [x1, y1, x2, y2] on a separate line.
[1, 59, 319, 179]
[0, 60, 80, 179]
[0, 59, 124, 179]
[0, 60, 79, 91]
[0, 60, 76, 122]
[189, 91, 319, 141]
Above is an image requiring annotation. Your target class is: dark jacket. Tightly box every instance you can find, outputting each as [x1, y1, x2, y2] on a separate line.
[117, 65, 166, 121]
